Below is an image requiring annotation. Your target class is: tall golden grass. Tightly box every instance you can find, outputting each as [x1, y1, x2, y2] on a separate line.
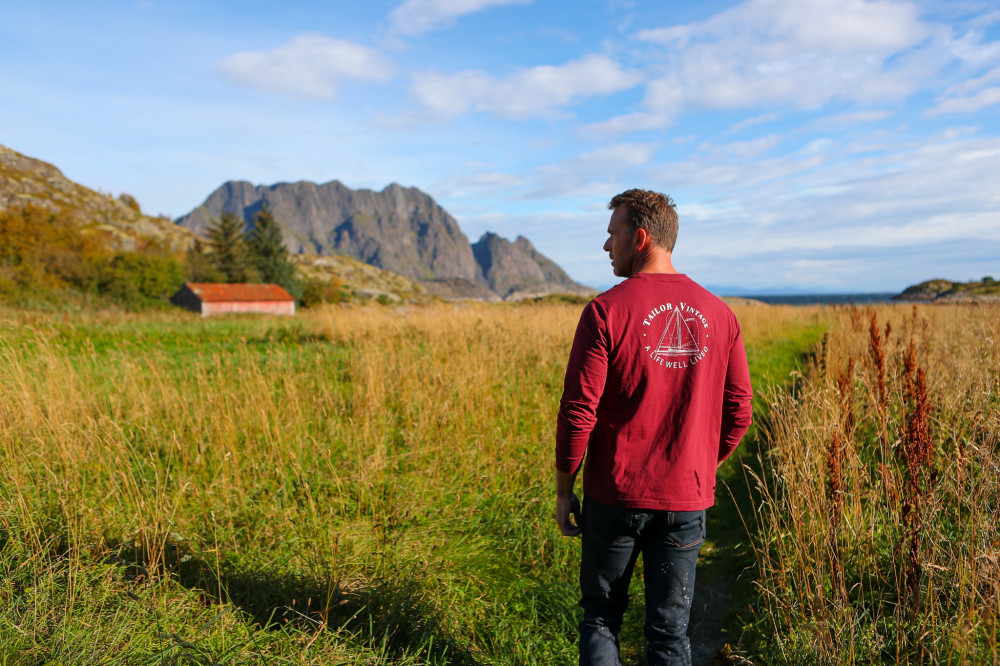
[0, 300, 842, 663]
[751, 303, 1000, 664]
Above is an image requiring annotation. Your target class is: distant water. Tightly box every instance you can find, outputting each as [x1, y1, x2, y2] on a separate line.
[735, 292, 898, 305]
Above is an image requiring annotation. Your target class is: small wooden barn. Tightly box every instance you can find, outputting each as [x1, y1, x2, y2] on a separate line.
[172, 283, 296, 317]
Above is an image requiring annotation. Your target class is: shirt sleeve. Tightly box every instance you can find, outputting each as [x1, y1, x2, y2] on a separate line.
[555, 301, 609, 475]
[717, 325, 753, 463]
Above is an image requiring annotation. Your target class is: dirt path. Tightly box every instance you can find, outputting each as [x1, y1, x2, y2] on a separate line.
[686, 470, 758, 665]
[689, 575, 735, 664]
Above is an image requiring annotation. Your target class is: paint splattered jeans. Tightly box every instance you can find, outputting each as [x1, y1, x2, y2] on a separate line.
[578, 497, 705, 666]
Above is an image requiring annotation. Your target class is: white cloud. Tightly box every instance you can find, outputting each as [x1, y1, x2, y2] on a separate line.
[597, 0, 932, 132]
[571, 142, 657, 170]
[927, 86, 1000, 114]
[654, 131, 1000, 261]
[218, 33, 395, 100]
[582, 111, 673, 138]
[813, 110, 893, 125]
[516, 143, 657, 199]
[433, 142, 656, 202]
[727, 112, 783, 134]
[409, 54, 642, 119]
[950, 65, 1000, 96]
[945, 19, 1000, 67]
[438, 128, 1000, 292]
[698, 134, 781, 159]
[432, 169, 528, 199]
[387, 0, 534, 38]
[638, 0, 926, 53]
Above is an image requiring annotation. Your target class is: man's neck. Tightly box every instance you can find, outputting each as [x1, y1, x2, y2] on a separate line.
[633, 249, 679, 275]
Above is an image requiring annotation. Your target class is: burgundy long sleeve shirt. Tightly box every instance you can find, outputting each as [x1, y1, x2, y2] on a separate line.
[556, 273, 753, 511]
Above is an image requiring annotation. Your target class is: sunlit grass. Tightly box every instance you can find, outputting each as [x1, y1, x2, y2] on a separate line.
[0, 301, 826, 664]
[749, 303, 1000, 664]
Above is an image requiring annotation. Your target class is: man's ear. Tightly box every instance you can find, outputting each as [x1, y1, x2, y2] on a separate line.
[634, 227, 651, 251]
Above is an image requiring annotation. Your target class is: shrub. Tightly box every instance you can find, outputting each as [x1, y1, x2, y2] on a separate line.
[98, 250, 186, 307]
[299, 276, 348, 308]
[119, 193, 141, 213]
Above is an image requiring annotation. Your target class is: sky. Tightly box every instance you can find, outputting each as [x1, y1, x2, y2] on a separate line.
[2, 0, 999, 293]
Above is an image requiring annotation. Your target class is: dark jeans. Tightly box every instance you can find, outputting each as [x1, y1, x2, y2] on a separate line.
[579, 497, 705, 666]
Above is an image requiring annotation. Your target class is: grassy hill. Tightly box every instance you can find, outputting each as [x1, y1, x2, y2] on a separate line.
[896, 276, 1000, 302]
[0, 143, 195, 252]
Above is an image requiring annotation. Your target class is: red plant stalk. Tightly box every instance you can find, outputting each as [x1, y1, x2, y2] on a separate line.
[868, 313, 887, 418]
[868, 313, 895, 513]
[902, 364, 933, 612]
[903, 340, 917, 405]
[826, 431, 846, 602]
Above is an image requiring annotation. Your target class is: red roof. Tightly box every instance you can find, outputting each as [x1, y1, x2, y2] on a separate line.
[185, 283, 294, 303]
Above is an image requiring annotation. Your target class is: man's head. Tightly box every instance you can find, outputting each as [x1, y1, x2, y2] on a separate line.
[608, 189, 678, 252]
[603, 189, 678, 277]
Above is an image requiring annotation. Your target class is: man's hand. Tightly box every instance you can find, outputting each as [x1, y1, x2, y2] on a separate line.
[556, 493, 582, 537]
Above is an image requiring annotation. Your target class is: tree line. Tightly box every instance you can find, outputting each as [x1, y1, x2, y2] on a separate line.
[188, 204, 301, 300]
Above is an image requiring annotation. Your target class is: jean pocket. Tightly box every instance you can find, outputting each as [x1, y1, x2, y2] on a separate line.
[582, 498, 635, 547]
[664, 511, 705, 549]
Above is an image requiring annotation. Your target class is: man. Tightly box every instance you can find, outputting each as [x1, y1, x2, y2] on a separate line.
[555, 189, 753, 665]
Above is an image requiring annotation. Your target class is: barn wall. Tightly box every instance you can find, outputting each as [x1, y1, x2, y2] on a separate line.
[201, 301, 295, 317]
[171, 286, 204, 314]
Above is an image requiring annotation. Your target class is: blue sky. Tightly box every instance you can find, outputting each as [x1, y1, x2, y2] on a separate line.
[3, 0, 999, 292]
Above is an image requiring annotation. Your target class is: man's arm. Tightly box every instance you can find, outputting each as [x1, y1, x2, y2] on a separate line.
[555, 469, 582, 537]
[718, 326, 754, 464]
[555, 301, 608, 536]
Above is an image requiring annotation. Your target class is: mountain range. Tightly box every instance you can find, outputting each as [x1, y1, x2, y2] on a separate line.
[175, 180, 593, 301]
[0, 142, 592, 302]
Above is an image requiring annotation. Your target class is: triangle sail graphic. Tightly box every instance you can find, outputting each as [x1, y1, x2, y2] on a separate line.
[652, 309, 700, 358]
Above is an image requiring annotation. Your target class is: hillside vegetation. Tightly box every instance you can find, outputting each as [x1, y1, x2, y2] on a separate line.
[0, 143, 193, 252]
[0, 204, 187, 309]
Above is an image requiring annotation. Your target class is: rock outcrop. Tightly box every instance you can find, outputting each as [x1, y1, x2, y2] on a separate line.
[895, 277, 1000, 303]
[472, 233, 592, 299]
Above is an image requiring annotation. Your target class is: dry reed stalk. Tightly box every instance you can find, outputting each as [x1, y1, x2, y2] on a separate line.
[751, 303, 1000, 664]
[836, 357, 855, 439]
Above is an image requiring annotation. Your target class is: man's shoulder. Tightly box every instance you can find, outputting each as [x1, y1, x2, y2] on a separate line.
[595, 274, 726, 305]
[592, 274, 739, 328]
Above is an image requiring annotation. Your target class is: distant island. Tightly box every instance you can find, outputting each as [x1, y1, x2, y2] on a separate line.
[895, 276, 1000, 302]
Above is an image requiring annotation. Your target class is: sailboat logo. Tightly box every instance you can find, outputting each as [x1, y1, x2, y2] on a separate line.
[652, 308, 700, 358]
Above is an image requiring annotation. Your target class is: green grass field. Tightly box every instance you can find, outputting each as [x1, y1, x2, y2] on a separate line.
[3, 301, 993, 664]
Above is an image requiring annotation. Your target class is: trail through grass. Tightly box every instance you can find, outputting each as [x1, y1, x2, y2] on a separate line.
[0, 302, 827, 664]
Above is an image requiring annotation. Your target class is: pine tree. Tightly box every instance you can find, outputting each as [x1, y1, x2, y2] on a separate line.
[206, 211, 257, 282]
[245, 203, 301, 298]
[184, 238, 224, 283]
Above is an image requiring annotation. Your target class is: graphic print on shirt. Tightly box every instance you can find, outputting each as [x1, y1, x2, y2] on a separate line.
[640, 302, 710, 369]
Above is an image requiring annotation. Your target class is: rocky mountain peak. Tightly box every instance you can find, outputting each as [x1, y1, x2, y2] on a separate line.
[175, 178, 594, 301]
